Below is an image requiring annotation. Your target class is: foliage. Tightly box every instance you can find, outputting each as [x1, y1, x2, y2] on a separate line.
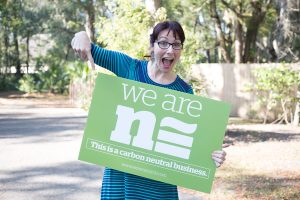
[18, 56, 78, 94]
[68, 65, 114, 110]
[160, 0, 209, 93]
[96, 0, 206, 90]
[247, 65, 300, 124]
[1, 0, 299, 109]
[0, 0, 103, 93]
[19, 74, 36, 93]
[96, 0, 166, 59]
[0, 74, 19, 91]
[272, 0, 300, 62]
[18, 68, 70, 94]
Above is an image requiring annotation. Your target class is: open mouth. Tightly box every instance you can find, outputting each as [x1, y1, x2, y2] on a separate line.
[162, 58, 174, 68]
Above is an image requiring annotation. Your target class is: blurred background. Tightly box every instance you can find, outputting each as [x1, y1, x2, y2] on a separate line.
[0, 0, 300, 124]
[0, 0, 299, 123]
[0, 0, 300, 199]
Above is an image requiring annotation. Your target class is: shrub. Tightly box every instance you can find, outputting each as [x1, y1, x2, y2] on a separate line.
[0, 74, 19, 91]
[247, 65, 300, 124]
[19, 74, 36, 93]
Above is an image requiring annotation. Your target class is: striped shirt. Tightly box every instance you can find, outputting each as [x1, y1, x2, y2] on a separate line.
[91, 44, 193, 200]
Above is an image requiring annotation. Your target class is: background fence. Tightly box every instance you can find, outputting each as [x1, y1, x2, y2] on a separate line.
[69, 63, 299, 119]
[191, 63, 300, 118]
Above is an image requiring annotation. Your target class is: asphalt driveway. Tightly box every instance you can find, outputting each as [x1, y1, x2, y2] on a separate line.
[0, 93, 103, 200]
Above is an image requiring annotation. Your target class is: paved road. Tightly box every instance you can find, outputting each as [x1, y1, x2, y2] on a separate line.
[0, 95, 103, 200]
[0, 94, 202, 200]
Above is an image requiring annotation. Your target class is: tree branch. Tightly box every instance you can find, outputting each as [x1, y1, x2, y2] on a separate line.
[220, 0, 245, 20]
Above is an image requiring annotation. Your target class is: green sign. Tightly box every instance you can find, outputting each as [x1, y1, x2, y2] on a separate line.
[79, 73, 230, 193]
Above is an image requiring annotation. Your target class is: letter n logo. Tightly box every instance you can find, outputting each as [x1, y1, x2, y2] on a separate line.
[110, 105, 197, 159]
[110, 105, 156, 150]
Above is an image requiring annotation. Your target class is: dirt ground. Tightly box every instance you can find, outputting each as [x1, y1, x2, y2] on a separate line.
[181, 118, 300, 200]
[1, 92, 300, 200]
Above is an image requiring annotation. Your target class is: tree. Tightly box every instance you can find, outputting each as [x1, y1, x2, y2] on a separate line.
[217, 0, 274, 63]
[0, 0, 51, 77]
[165, 0, 277, 63]
[271, 0, 300, 62]
[145, 0, 161, 14]
[209, 0, 232, 63]
[0, 1, 11, 72]
[20, 0, 50, 71]
[247, 65, 300, 125]
[97, 0, 166, 59]
[76, 0, 97, 42]
[1, 0, 23, 79]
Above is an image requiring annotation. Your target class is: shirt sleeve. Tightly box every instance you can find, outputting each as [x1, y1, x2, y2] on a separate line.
[187, 87, 194, 94]
[91, 43, 134, 78]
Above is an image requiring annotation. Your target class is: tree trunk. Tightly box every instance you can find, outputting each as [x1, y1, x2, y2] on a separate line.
[281, 99, 290, 124]
[65, 46, 70, 60]
[243, 1, 271, 62]
[214, 46, 219, 63]
[153, 0, 161, 10]
[209, 0, 232, 63]
[293, 101, 300, 126]
[4, 27, 10, 73]
[84, 0, 96, 43]
[145, 0, 161, 14]
[13, 30, 21, 79]
[26, 33, 30, 73]
[243, 27, 258, 62]
[0, 45, 1, 73]
[235, 20, 243, 63]
[206, 49, 211, 63]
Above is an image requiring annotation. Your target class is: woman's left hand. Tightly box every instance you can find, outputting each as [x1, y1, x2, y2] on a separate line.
[211, 143, 230, 168]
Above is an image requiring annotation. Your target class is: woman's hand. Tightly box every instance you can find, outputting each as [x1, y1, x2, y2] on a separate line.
[211, 143, 230, 168]
[71, 31, 95, 70]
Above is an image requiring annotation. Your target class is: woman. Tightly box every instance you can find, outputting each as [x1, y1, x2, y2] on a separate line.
[72, 21, 227, 200]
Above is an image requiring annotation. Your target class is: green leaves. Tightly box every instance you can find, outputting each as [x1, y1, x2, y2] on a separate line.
[252, 65, 299, 97]
[247, 64, 300, 123]
[96, 0, 165, 60]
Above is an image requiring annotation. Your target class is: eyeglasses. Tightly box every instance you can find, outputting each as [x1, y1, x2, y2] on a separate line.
[155, 41, 183, 50]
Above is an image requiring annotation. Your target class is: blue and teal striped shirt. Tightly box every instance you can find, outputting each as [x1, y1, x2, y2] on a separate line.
[91, 44, 193, 200]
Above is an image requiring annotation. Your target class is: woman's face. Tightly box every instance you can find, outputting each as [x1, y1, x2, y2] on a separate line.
[152, 29, 182, 73]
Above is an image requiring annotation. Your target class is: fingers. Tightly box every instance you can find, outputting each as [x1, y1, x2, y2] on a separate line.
[213, 160, 221, 168]
[212, 150, 226, 168]
[222, 143, 231, 148]
[71, 31, 91, 61]
[212, 157, 223, 168]
[211, 143, 230, 168]
[212, 152, 224, 168]
[215, 162, 221, 168]
[80, 51, 88, 61]
[87, 52, 95, 70]
[76, 45, 89, 61]
[212, 151, 226, 160]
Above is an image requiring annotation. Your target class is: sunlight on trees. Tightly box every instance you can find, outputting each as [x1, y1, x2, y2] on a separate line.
[0, 0, 299, 124]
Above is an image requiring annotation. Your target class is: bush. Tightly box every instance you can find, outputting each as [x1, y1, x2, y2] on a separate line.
[0, 74, 19, 91]
[247, 65, 300, 124]
[17, 62, 72, 94]
[19, 74, 36, 93]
